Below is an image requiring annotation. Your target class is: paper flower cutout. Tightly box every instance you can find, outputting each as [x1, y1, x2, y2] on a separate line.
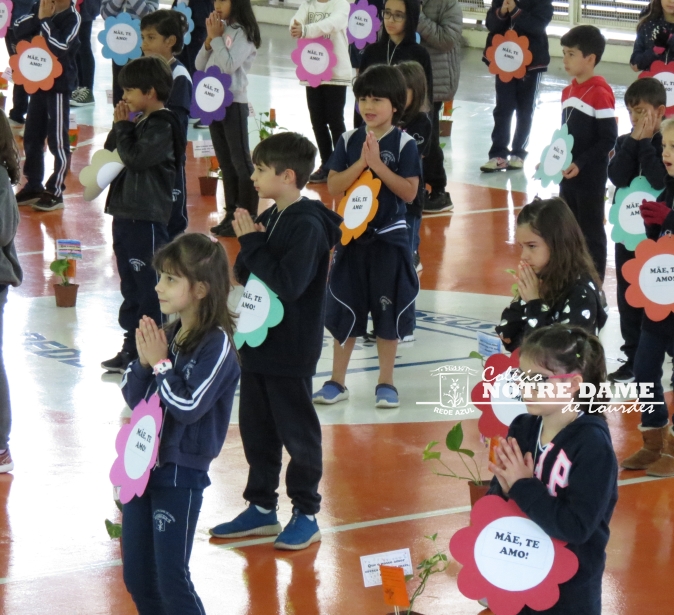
[624, 234, 674, 321]
[173, 4, 195, 46]
[190, 66, 233, 125]
[485, 30, 532, 83]
[98, 13, 142, 66]
[291, 37, 338, 88]
[337, 169, 381, 245]
[79, 148, 124, 201]
[450, 496, 579, 615]
[639, 61, 674, 116]
[609, 176, 660, 251]
[234, 274, 284, 349]
[0, 0, 13, 38]
[347, 0, 381, 49]
[534, 124, 574, 187]
[471, 349, 527, 439]
[109, 393, 163, 504]
[9, 36, 63, 94]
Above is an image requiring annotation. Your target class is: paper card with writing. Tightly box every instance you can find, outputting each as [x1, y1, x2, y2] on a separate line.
[98, 13, 142, 66]
[9, 36, 63, 94]
[639, 61, 674, 116]
[190, 66, 234, 125]
[172, 3, 195, 46]
[477, 331, 503, 358]
[484, 30, 532, 83]
[347, 0, 381, 50]
[109, 394, 163, 504]
[360, 548, 413, 587]
[79, 148, 125, 201]
[380, 565, 410, 608]
[609, 176, 660, 250]
[192, 140, 216, 157]
[1, 66, 11, 83]
[56, 239, 82, 260]
[471, 350, 527, 439]
[291, 37, 338, 88]
[337, 169, 381, 245]
[233, 274, 284, 349]
[624, 234, 674, 321]
[533, 124, 574, 187]
[0, 0, 13, 38]
[450, 496, 578, 615]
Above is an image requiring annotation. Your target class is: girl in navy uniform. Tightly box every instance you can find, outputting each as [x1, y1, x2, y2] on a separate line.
[496, 198, 607, 352]
[489, 324, 618, 615]
[120, 233, 240, 615]
[631, 0, 674, 71]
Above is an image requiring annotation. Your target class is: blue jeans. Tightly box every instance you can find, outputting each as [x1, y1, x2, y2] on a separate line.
[633, 328, 673, 428]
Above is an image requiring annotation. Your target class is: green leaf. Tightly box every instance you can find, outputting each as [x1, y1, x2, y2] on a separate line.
[105, 519, 122, 539]
[426, 533, 438, 541]
[457, 448, 475, 458]
[445, 422, 464, 451]
[505, 268, 517, 276]
[511, 282, 519, 297]
[469, 351, 484, 361]
[422, 450, 441, 461]
[115, 499, 123, 512]
[404, 574, 413, 582]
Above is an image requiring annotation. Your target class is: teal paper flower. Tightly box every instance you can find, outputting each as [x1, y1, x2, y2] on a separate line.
[98, 13, 142, 66]
[234, 274, 284, 349]
[534, 124, 574, 187]
[610, 176, 660, 250]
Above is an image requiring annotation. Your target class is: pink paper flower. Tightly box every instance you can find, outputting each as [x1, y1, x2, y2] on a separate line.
[347, 0, 381, 50]
[291, 37, 338, 88]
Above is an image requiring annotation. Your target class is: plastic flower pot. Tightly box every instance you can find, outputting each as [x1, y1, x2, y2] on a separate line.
[439, 119, 453, 137]
[54, 283, 79, 307]
[199, 176, 218, 196]
[468, 480, 490, 508]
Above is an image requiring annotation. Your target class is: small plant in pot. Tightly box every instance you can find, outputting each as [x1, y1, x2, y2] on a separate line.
[50, 258, 79, 307]
[423, 422, 490, 507]
[198, 155, 220, 197]
[439, 101, 458, 138]
[250, 109, 286, 142]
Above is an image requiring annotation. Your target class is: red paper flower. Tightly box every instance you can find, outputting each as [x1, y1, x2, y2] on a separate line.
[471, 350, 527, 439]
[639, 61, 674, 116]
[449, 496, 579, 615]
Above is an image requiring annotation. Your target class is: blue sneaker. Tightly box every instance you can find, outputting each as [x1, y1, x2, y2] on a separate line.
[274, 510, 321, 550]
[312, 380, 349, 405]
[209, 505, 282, 538]
[375, 383, 399, 408]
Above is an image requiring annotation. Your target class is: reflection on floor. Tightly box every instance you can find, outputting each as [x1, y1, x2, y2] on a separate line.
[0, 21, 672, 615]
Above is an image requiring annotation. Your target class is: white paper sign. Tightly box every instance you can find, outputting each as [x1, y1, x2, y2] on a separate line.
[348, 10, 374, 41]
[69, 112, 77, 130]
[248, 102, 255, 117]
[123, 414, 158, 480]
[343, 184, 375, 229]
[653, 72, 674, 110]
[477, 332, 503, 358]
[2, 66, 11, 83]
[18, 47, 53, 83]
[618, 190, 649, 236]
[301, 42, 330, 76]
[542, 137, 569, 178]
[474, 516, 555, 592]
[236, 278, 272, 334]
[107, 24, 139, 56]
[639, 253, 674, 305]
[360, 548, 413, 588]
[494, 41, 525, 73]
[106, 89, 113, 104]
[192, 140, 215, 157]
[195, 76, 226, 113]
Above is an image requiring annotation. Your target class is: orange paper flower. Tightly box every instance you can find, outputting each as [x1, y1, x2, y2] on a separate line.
[9, 36, 62, 94]
[623, 235, 674, 322]
[485, 30, 532, 83]
[337, 169, 381, 245]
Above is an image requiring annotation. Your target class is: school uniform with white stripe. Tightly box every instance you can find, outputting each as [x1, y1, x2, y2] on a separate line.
[559, 76, 617, 280]
[120, 328, 240, 615]
[13, 3, 81, 202]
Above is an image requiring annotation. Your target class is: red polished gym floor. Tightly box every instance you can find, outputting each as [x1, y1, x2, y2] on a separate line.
[0, 21, 672, 615]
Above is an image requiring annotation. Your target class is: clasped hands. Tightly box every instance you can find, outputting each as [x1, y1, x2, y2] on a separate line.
[232, 208, 266, 237]
[488, 437, 535, 495]
[137, 316, 168, 369]
[359, 131, 383, 173]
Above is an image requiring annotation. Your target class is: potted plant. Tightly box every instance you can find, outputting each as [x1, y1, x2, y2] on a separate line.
[423, 422, 490, 507]
[50, 257, 79, 307]
[198, 155, 220, 197]
[105, 498, 123, 557]
[439, 101, 458, 138]
[250, 109, 285, 141]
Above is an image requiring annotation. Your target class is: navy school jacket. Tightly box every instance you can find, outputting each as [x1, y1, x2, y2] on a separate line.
[631, 18, 674, 71]
[488, 413, 618, 615]
[608, 132, 666, 197]
[168, 58, 193, 139]
[121, 327, 241, 473]
[402, 111, 432, 218]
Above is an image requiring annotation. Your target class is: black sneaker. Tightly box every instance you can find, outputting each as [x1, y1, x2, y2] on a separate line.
[308, 168, 329, 183]
[15, 187, 43, 206]
[101, 351, 135, 373]
[31, 192, 64, 212]
[423, 191, 453, 214]
[608, 363, 635, 384]
[71, 87, 95, 106]
[211, 218, 236, 237]
[193, 121, 208, 129]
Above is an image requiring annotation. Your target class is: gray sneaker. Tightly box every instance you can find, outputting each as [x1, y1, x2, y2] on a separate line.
[71, 87, 95, 107]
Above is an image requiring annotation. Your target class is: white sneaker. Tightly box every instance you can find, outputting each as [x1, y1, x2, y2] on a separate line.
[508, 156, 524, 170]
[401, 334, 415, 343]
[480, 157, 508, 172]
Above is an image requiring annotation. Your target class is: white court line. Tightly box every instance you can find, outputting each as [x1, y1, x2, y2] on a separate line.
[0, 474, 668, 585]
[423, 205, 526, 219]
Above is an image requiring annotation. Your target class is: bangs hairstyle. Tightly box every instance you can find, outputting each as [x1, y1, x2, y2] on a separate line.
[0, 110, 20, 185]
[380, 0, 421, 44]
[661, 117, 674, 135]
[118, 55, 173, 102]
[353, 64, 407, 125]
[521, 324, 608, 415]
[230, 0, 261, 48]
[397, 61, 428, 127]
[140, 9, 188, 55]
[517, 197, 602, 305]
[560, 25, 605, 65]
[251, 132, 317, 189]
[153, 234, 237, 354]
[625, 77, 667, 110]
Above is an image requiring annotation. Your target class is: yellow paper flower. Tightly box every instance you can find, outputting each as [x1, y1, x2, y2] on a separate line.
[79, 149, 124, 202]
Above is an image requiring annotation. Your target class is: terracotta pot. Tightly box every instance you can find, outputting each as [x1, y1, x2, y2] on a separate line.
[468, 480, 490, 508]
[439, 119, 453, 137]
[199, 176, 218, 196]
[54, 283, 79, 308]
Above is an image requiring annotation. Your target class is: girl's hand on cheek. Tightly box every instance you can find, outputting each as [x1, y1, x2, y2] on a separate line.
[517, 262, 541, 302]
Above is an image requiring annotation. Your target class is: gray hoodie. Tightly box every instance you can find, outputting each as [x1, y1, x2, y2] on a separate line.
[0, 166, 21, 289]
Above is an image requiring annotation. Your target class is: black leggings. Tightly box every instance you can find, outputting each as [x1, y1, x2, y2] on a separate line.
[306, 85, 347, 167]
[76, 20, 95, 90]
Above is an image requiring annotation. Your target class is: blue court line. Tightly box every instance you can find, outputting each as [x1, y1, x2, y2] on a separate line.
[315, 356, 473, 378]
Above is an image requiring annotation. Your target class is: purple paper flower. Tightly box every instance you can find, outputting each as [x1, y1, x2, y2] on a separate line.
[347, 0, 381, 49]
[190, 66, 234, 125]
[290, 37, 338, 88]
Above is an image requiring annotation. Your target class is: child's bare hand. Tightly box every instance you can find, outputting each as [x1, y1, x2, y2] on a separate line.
[232, 208, 261, 237]
[137, 316, 168, 368]
[38, 0, 55, 19]
[561, 162, 579, 180]
[113, 101, 130, 123]
[290, 19, 303, 38]
[136, 327, 150, 367]
[516, 261, 540, 302]
[490, 437, 534, 492]
[206, 12, 224, 39]
[363, 131, 381, 170]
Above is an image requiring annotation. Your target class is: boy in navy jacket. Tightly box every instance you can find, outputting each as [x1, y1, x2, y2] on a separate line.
[209, 132, 342, 551]
[480, 0, 553, 172]
[13, 0, 80, 211]
[607, 78, 667, 384]
[558, 25, 617, 281]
